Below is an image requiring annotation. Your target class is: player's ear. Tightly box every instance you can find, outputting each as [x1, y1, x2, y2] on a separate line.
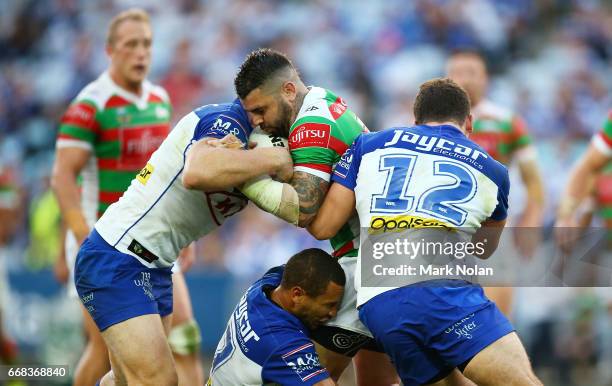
[290, 286, 306, 303]
[282, 81, 297, 101]
[105, 43, 113, 57]
[465, 114, 473, 135]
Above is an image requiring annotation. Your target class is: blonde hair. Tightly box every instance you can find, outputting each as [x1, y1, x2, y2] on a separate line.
[106, 8, 150, 46]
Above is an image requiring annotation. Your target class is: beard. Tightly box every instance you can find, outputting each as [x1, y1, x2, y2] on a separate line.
[266, 98, 293, 138]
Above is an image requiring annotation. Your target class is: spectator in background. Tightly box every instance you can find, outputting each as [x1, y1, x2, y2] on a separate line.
[0, 162, 24, 370]
[447, 50, 545, 317]
[160, 39, 207, 123]
[50, 8, 203, 386]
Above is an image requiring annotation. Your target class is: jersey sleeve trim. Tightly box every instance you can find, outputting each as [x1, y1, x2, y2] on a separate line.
[294, 165, 331, 181]
[330, 174, 356, 191]
[513, 144, 537, 164]
[56, 137, 94, 151]
[489, 167, 510, 221]
[593, 131, 612, 156]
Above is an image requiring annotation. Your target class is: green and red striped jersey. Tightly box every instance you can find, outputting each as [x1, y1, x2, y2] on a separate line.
[594, 111, 612, 220]
[288, 87, 368, 258]
[56, 71, 171, 222]
[470, 99, 532, 165]
[0, 164, 19, 210]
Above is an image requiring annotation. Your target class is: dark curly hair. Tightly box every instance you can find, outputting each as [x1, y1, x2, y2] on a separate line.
[234, 48, 294, 99]
[413, 78, 471, 126]
[281, 248, 345, 297]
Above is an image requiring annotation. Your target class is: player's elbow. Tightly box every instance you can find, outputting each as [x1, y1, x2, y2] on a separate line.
[50, 165, 68, 197]
[308, 224, 333, 240]
[181, 170, 198, 190]
[182, 168, 215, 191]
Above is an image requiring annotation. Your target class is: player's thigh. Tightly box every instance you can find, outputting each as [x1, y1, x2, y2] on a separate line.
[353, 349, 400, 386]
[463, 332, 541, 386]
[483, 286, 514, 317]
[81, 303, 108, 348]
[427, 369, 476, 386]
[314, 342, 351, 381]
[171, 271, 194, 326]
[102, 314, 174, 378]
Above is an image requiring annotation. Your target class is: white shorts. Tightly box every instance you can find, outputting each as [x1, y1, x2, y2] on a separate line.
[310, 256, 382, 357]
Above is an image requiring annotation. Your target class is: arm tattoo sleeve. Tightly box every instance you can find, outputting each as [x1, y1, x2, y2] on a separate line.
[291, 171, 329, 227]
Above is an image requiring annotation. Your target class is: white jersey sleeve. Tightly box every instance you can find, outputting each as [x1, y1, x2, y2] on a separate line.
[94, 102, 253, 268]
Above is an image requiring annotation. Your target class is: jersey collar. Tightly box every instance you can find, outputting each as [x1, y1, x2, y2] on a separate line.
[421, 124, 467, 138]
[101, 71, 152, 110]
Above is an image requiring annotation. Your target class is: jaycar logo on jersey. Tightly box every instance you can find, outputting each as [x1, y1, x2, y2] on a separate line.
[289, 123, 331, 150]
[384, 129, 488, 169]
[282, 343, 326, 381]
[137, 163, 154, 185]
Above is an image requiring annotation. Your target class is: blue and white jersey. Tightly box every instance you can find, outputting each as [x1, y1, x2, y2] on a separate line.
[332, 125, 510, 305]
[210, 266, 330, 386]
[95, 100, 253, 268]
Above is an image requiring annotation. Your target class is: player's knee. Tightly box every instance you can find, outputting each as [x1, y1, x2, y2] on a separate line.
[133, 363, 177, 386]
[168, 319, 201, 356]
[155, 368, 178, 386]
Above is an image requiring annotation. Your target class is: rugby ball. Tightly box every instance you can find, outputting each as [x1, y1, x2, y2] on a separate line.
[248, 127, 288, 148]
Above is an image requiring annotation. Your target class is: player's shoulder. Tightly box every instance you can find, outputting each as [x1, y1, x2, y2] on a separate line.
[145, 80, 171, 104]
[71, 72, 115, 110]
[474, 99, 514, 121]
[294, 86, 337, 125]
[484, 154, 509, 185]
[193, 99, 249, 124]
[246, 273, 308, 349]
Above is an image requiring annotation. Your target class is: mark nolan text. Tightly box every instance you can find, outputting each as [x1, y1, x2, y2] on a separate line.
[373, 264, 494, 276]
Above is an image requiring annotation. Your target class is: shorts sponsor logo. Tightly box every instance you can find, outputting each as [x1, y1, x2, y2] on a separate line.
[81, 293, 94, 304]
[282, 343, 325, 381]
[289, 123, 331, 150]
[81, 293, 95, 313]
[369, 214, 455, 234]
[332, 332, 368, 350]
[137, 163, 154, 185]
[444, 313, 481, 340]
[134, 272, 154, 300]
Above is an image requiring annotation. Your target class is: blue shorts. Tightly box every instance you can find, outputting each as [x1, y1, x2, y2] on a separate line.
[359, 280, 514, 386]
[74, 230, 173, 331]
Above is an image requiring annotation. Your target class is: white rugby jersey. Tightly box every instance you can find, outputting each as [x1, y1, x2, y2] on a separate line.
[95, 100, 253, 268]
[332, 125, 510, 305]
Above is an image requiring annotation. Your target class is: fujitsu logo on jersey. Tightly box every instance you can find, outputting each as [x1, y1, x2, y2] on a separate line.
[385, 129, 488, 164]
[289, 123, 331, 149]
[125, 129, 166, 155]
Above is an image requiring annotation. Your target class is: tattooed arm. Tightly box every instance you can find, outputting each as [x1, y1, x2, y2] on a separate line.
[291, 171, 330, 228]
